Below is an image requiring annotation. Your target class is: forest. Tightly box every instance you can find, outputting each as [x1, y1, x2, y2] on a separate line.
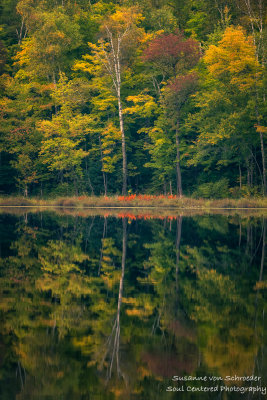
[0, 0, 266, 198]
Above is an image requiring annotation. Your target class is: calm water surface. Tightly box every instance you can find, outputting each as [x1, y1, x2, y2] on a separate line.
[0, 211, 266, 399]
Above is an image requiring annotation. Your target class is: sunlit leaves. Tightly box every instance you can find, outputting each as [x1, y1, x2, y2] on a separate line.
[204, 26, 261, 91]
[124, 94, 158, 117]
[14, 6, 82, 80]
[38, 74, 89, 178]
[101, 122, 121, 174]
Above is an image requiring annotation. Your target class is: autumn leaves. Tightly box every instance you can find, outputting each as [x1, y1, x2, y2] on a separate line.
[0, 1, 265, 197]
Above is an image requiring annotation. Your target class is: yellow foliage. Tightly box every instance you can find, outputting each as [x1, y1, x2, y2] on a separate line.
[204, 26, 261, 90]
[122, 296, 139, 304]
[254, 281, 267, 290]
[202, 324, 257, 380]
[255, 125, 267, 134]
[138, 365, 152, 378]
[87, 360, 97, 367]
[102, 6, 144, 33]
[139, 29, 164, 44]
[124, 93, 158, 118]
[126, 308, 153, 317]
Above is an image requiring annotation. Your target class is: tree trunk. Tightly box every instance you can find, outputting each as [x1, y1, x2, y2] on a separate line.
[85, 154, 95, 196]
[98, 217, 107, 276]
[251, 158, 254, 187]
[169, 181, 173, 195]
[246, 158, 251, 187]
[175, 216, 183, 291]
[108, 217, 127, 379]
[99, 135, 108, 196]
[175, 120, 183, 197]
[117, 86, 127, 195]
[74, 176, 78, 196]
[243, 0, 266, 194]
[87, 173, 95, 196]
[104, 174, 108, 197]
[259, 131, 266, 195]
[239, 220, 242, 247]
[259, 218, 266, 283]
[253, 218, 266, 329]
[163, 180, 167, 196]
[254, 75, 266, 194]
[246, 222, 250, 256]
[104, 27, 128, 195]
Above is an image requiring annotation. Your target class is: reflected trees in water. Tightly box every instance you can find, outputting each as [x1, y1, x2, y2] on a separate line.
[0, 212, 266, 399]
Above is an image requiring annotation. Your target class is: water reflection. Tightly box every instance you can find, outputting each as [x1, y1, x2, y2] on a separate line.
[0, 212, 266, 399]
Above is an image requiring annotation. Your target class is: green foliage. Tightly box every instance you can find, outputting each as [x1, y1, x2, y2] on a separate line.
[192, 178, 229, 198]
[0, 0, 266, 197]
[15, 3, 82, 81]
[38, 74, 90, 189]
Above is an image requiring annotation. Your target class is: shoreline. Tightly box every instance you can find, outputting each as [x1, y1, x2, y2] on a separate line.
[1, 196, 267, 218]
[1, 195, 267, 209]
[1, 205, 267, 210]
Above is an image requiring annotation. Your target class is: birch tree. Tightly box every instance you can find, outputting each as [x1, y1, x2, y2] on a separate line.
[75, 7, 144, 195]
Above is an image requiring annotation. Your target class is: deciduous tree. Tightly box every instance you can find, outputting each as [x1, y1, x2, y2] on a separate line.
[75, 6, 144, 195]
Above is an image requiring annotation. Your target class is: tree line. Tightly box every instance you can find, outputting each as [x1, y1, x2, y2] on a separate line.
[0, 0, 266, 197]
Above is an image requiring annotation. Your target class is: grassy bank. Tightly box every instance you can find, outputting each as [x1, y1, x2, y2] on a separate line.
[1, 195, 267, 209]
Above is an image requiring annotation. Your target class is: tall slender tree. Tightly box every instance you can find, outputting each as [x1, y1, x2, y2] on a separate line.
[75, 7, 144, 195]
[143, 32, 200, 196]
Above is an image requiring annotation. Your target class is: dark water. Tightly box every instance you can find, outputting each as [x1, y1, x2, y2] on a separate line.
[0, 211, 266, 399]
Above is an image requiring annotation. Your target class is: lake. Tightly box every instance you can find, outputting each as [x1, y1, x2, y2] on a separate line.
[0, 209, 266, 399]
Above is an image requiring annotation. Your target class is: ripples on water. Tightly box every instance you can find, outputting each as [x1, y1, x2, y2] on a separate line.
[0, 210, 266, 399]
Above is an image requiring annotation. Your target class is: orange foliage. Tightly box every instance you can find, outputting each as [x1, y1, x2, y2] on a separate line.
[117, 212, 177, 220]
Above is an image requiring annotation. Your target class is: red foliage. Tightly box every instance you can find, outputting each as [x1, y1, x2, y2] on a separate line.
[142, 349, 197, 377]
[9, 127, 30, 140]
[120, 194, 136, 201]
[118, 194, 178, 202]
[167, 72, 198, 94]
[117, 212, 178, 221]
[143, 31, 200, 69]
